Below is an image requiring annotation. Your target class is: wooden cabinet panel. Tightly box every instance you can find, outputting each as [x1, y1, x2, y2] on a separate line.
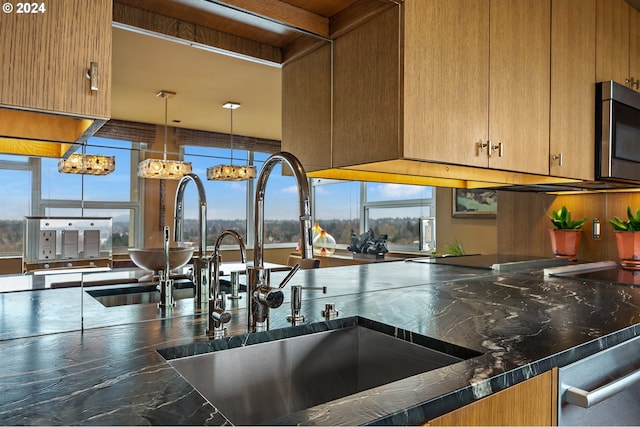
[403, 0, 489, 168]
[428, 370, 556, 426]
[0, 0, 111, 119]
[489, 0, 550, 175]
[332, 7, 401, 168]
[596, 0, 630, 84]
[550, 0, 596, 180]
[630, 7, 640, 85]
[282, 44, 332, 172]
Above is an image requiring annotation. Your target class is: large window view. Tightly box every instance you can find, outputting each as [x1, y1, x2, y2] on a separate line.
[313, 180, 435, 251]
[0, 136, 436, 257]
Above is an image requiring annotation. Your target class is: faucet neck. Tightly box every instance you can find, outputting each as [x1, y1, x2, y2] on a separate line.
[173, 173, 207, 258]
[253, 152, 313, 267]
[210, 230, 247, 299]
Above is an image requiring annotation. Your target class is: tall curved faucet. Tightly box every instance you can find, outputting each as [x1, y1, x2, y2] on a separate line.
[248, 151, 313, 332]
[174, 173, 209, 305]
[207, 229, 246, 338]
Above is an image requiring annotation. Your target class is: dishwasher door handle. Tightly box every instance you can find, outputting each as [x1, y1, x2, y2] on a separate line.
[564, 367, 640, 408]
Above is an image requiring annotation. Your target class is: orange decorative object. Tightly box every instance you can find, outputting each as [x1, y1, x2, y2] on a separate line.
[548, 229, 582, 261]
[614, 231, 640, 266]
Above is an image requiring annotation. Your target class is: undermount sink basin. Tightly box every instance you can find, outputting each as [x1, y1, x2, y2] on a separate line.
[159, 316, 480, 425]
[128, 247, 194, 272]
[86, 279, 195, 307]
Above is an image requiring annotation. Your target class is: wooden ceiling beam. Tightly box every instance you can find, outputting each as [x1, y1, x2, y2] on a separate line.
[113, 1, 283, 64]
[213, 0, 330, 37]
[330, 0, 398, 38]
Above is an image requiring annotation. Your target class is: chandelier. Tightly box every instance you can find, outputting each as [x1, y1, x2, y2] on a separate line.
[58, 153, 115, 175]
[137, 90, 192, 179]
[207, 102, 256, 181]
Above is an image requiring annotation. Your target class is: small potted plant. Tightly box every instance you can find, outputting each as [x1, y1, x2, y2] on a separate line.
[609, 206, 640, 266]
[548, 206, 586, 261]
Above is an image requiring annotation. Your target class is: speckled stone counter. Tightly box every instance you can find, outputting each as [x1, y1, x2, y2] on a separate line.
[1, 261, 640, 425]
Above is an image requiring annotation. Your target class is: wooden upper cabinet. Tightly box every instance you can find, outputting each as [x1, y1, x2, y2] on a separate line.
[403, 0, 489, 169]
[333, 0, 550, 175]
[488, 0, 550, 175]
[596, 0, 631, 85]
[550, 0, 597, 180]
[282, 44, 332, 172]
[630, 6, 640, 86]
[0, 0, 111, 119]
[332, 6, 401, 168]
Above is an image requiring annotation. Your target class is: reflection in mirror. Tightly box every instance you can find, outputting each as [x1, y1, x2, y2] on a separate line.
[1, 1, 333, 339]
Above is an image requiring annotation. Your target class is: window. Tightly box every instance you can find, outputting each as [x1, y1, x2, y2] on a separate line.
[183, 146, 250, 245]
[311, 179, 435, 251]
[0, 157, 32, 256]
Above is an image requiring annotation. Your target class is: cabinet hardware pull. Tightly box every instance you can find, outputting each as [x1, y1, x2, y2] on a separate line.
[476, 141, 489, 156]
[551, 153, 563, 166]
[490, 142, 504, 157]
[86, 62, 98, 91]
[563, 366, 640, 408]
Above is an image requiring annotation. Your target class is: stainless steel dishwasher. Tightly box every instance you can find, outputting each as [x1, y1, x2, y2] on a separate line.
[558, 334, 640, 425]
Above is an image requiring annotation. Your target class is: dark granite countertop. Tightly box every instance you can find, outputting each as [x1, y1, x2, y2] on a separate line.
[1, 261, 640, 425]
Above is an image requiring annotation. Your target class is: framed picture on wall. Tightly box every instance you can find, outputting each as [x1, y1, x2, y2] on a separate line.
[452, 189, 497, 218]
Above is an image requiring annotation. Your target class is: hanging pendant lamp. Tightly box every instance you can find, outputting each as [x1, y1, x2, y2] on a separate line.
[137, 90, 192, 179]
[207, 102, 256, 181]
[58, 153, 115, 175]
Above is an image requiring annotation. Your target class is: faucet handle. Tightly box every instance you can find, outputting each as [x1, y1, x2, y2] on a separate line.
[277, 263, 300, 289]
[255, 285, 284, 309]
[207, 292, 231, 339]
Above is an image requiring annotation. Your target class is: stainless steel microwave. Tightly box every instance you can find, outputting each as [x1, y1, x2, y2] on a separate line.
[596, 80, 640, 183]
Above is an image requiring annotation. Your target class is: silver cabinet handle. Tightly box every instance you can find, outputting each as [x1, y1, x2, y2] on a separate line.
[490, 142, 504, 157]
[86, 62, 99, 91]
[563, 367, 640, 408]
[476, 141, 489, 156]
[551, 153, 563, 166]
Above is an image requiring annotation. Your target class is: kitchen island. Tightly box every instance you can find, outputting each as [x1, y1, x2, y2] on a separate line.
[1, 261, 639, 425]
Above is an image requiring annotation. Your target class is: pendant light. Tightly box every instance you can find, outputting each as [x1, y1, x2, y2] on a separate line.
[58, 153, 115, 175]
[207, 102, 256, 181]
[137, 90, 192, 179]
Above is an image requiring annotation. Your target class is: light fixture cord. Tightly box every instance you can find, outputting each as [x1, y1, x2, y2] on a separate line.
[230, 107, 235, 165]
[163, 93, 168, 162]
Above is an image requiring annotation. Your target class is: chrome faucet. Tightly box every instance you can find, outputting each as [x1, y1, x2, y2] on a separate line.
[158, 225, 175, 309]
[247, 152, 313, 332]
[174, 173, 209, 305]
[207, 229, 246, 338]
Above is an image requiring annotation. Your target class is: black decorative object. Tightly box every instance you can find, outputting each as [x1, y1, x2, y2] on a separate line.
[347, 229, 388, 258]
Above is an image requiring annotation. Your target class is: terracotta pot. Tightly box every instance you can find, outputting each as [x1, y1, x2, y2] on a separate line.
[614, 231, 640, 265]
[548, 229, 582, 260]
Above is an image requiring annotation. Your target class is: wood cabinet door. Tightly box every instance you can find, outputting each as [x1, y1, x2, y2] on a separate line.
[630, 6, 640, 88]
[550, 0, 596, 180]
[403, 0, 489, 168]
[488, 0, 550, 175]
[0, 0, 111, 119]
[282, 44, 333, 172]
[596, 0, 630, 84]
[332, 7, 401, 168]
[428, 370, 557, 426]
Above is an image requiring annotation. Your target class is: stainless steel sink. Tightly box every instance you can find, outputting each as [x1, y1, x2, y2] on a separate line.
[159, 317, 480, 425]
[86, 279, 194, 307]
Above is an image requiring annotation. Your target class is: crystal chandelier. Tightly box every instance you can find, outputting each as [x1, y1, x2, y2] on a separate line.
[58, 153, 115, 175]
[207, 102, 256, 181]
[137, 90, 192, 179]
